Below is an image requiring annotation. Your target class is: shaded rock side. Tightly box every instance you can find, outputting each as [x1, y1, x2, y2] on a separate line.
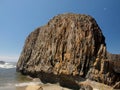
[107, 53, 120, 73]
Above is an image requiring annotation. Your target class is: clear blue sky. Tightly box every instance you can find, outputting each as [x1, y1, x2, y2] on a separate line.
[0, 0, 120, 61]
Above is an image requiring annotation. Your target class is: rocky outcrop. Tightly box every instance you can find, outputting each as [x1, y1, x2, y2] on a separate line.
[107, 53, 120, 73]
[0, 61, 5, 64]
[86, 52, 120, 87]
[17, 13, 120, 89]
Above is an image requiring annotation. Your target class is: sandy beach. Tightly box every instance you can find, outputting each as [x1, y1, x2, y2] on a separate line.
[16, 84, 72, 90]
[15, 79, 113, 90]
[79, 79, 113, 90]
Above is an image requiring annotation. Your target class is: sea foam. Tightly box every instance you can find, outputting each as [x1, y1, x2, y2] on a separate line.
[15, 82, 42, 87]
[0, 62, 16, 69]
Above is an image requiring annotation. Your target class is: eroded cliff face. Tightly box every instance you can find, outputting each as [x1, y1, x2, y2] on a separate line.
[17, 13, 120, 88]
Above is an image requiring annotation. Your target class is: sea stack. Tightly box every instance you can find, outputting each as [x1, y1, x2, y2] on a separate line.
[17, 13, 120, 89]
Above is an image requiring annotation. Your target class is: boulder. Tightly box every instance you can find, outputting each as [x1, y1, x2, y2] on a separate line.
[0, 61, 5, 64]
[86, 53, 120, 86]
[17, 13, 120, 89]
[80, 83, 93, 90]
[17, 13, 106, 76]
[113, 81, 120, 89]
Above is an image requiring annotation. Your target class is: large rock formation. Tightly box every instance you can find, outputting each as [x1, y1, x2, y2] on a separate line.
[17, 13, 120, 89]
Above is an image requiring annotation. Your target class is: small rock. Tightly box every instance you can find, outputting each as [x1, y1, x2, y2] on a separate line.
[80, 84, 93, 90]
[113, 82, 120, 89]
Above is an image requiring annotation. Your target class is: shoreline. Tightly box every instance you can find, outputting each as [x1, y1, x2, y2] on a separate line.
[16, 83, 72, 90]
[0, 74, 113, 90]
[15, 79, 113, 90]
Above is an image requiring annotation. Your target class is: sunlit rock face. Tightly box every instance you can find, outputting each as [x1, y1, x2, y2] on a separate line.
[17, 13, 120, 88]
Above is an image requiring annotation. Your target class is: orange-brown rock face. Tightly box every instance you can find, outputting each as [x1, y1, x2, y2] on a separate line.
[17, 13, 105, 76]
[17, 13, 119, 88]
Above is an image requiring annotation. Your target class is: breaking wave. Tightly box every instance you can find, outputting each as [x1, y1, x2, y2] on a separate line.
[15, 82, 42, 87]
[0, 62, 16, 69]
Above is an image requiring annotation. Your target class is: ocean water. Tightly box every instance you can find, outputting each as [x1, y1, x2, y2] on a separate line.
[0, 62, 41, 90]
[0, 62, 78, 90]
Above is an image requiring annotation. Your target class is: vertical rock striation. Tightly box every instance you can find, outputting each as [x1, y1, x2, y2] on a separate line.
[17, 13, 120, 88]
